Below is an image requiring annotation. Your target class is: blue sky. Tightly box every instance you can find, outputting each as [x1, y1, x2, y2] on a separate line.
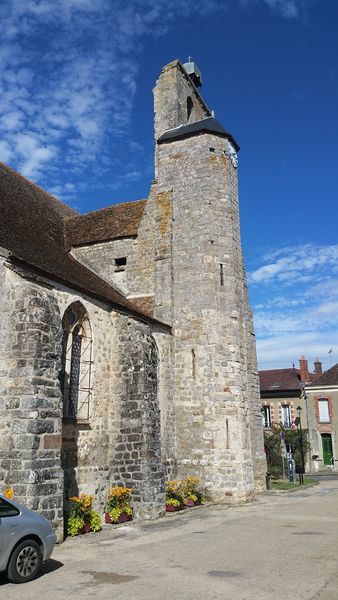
[1, 0, 337, 372]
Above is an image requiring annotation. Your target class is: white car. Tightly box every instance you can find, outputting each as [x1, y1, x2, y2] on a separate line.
[0, 494, 57, 583]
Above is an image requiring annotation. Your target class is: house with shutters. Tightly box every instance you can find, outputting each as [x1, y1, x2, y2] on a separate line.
[260, 355, 338, 472]
[305, 363, 338, 472]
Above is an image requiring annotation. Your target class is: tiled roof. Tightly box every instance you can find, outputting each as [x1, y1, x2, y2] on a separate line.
[65, 199, 147, 248]
[0, 162, 165, 325]
[259, 368, 302, 392]
[308, 363, 338, 387]
[127, 295, 155, 317]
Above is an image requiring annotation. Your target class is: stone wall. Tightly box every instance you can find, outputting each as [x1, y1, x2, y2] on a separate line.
[72, 237, 135, 296]
[0, 257, 170, 537]
[0, 258, 64, 538]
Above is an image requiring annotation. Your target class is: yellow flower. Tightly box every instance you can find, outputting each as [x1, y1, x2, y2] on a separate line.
[4, 488, 14, 499]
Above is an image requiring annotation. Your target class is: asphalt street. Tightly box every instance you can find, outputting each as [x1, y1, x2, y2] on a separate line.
[1, 481, 338, 600]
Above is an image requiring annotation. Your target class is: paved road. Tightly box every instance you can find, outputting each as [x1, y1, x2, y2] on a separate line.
[1, 481, 338, 600]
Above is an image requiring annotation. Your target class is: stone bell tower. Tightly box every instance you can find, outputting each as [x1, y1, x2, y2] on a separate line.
[152, 60, 266, 501]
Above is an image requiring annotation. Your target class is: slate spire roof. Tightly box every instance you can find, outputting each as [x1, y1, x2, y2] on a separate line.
[157, 116, 240, 152]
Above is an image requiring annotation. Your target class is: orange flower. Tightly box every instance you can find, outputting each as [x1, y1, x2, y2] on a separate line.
[4, 488, 14, 499]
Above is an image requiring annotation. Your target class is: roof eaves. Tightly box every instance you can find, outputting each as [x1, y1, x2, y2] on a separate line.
[7, 255, 171, 331]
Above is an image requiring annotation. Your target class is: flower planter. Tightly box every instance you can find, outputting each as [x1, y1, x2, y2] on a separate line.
[105, 511, 132, 524]
[184, 498, 196, 507]
[80, 522, 92, 534]
[166, 504, 181, 512]
[118, 512, 132, 523]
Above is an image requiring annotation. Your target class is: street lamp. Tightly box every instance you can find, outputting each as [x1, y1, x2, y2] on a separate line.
[296, 405, 305, 485]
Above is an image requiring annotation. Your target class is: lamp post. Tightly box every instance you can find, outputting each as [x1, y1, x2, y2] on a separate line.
[297, 405, 305, 485]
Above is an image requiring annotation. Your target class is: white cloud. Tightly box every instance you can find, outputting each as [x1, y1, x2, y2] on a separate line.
[257, 331, 337, 371]
[249, 244, 338, 284]
[0, 0, 315, 198]
[0, 140, 14, 163]
[264, 0, 299, 18]
[13, 133, 56, 178]
[249, 243, 338, 370]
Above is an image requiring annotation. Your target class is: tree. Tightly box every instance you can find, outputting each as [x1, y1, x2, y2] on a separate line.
[264, 425, 309, 479]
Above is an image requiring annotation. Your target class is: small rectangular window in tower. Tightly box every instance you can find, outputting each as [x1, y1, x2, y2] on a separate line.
[114, 257, 127, 272]
[209, 147, 215, 153]
[220, 263, 224, 287]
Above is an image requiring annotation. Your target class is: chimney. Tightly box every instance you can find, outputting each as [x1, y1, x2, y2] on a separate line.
[299, 355, 309, 382]
[314, 357, 322, 378]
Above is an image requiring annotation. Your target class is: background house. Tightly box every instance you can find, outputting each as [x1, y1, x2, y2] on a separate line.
[260, 355, 338, 473]
[259, 356, 321, 472]
[305, 364, 338, 472]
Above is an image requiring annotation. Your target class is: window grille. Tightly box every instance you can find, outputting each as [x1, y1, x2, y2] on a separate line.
[61, 304, 93, 420]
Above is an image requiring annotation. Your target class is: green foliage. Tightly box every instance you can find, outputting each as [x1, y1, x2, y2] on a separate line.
[166, 475, 203, 506]
[65, 493, 101, 535]
[89, 510, 102, 532]
[264, 426, 283, 479]
[108, 504, 133, 523]
[283, 428, 309, 472]
[165, 498, 181, 507]
[106, 486, 133, 511]
[67, 515, 84, 536]
[264, 425, 310, 479]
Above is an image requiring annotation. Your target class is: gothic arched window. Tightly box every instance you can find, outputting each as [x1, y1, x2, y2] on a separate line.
[61, 302, 93, 420]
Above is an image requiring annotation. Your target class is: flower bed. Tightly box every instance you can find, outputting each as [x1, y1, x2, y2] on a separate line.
[165, 476, 204, 512]
[66, 494, 102, 536]
[105, 486, 133, 524]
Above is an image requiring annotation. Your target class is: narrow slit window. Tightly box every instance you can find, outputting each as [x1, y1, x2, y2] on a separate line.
[187, 96, 193, 120]
[220, 263, 224, 287]
[192, 349, 196, 379]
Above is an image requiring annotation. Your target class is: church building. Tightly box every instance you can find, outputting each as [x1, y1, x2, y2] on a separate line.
[0, 60, 266, 539]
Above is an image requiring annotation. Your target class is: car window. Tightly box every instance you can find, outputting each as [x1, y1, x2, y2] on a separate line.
[0, 497, 20, 517]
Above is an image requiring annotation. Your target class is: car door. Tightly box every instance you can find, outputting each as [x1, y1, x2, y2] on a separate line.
[0, 497, 20, 571]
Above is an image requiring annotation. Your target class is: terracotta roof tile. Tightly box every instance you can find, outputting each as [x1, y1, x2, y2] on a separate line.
[259, 368, 302, 392]
[127, 295, 155, 317]
[308, 363, 338, 386]
[0, 162, 167, 327]
[65, 199, 147, 248]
